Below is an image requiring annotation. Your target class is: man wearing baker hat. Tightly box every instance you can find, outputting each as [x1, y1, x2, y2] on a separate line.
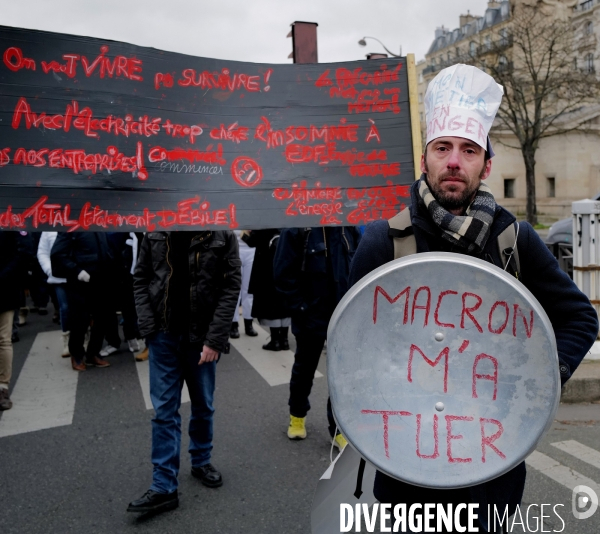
[346, 64, 598, 531]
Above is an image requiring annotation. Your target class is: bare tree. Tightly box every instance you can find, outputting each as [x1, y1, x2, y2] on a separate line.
[470, 1, 599, 224]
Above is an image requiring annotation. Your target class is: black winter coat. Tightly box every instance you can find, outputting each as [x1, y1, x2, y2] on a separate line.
[246, 229, 290, 320]
[133, 231, 241, 353]
[348, 180, 599, 531]
[0, 232, 27, 314]
[273, 226, 361, 337]
[51, 232, 118, 284]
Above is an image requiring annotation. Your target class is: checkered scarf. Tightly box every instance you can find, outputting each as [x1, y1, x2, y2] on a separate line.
[417, 175, 496, 253]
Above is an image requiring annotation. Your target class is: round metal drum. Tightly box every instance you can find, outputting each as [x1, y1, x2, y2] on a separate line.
[327, 252, 560, 489]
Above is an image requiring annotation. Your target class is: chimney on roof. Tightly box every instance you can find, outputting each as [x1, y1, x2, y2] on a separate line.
[460, 11, 477, 28]
[434, 26, 447, 38]
[487, 0, 501, 8]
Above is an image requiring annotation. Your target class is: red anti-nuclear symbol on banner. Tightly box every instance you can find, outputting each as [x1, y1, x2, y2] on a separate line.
[231, 157, 263, 188]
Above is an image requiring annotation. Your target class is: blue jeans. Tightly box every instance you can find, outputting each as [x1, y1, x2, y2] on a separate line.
[148, 331, 217, 494]
[53, 284, 70, 333]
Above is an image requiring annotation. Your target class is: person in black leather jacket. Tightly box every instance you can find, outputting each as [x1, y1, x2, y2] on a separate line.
[128, 230, 241, 514]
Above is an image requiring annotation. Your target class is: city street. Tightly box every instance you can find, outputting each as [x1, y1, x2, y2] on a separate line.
[1, 309, 599, 534]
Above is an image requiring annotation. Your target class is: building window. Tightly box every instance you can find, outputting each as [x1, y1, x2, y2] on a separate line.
[420, 112, 424, 122]
[485, 35, 492, 50]
[581, 0, 593, 11]
[547, 177, 556, 198]
[504, 179, 516, 198]
[586, 53, 595, 73]
[470, 41, 477, 56]
[418, 93, 423, 103]
[498, 55, 508, 69]
[585, 20, 594, 35]
[499, 28, 508, 46]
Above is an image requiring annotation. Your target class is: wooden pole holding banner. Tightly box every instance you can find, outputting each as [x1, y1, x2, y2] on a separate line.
[406, 53, 423, 181]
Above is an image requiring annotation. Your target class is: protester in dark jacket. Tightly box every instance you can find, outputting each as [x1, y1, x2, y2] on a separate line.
[99, 232, 142, 356]
[346, 64, 598, 533]
[273, 226, 361, 443]
[51, 232, 118, 370]
[28, 232, 50, 314]
[0, 232, 27, 410]
[246, 229, 291, 350]
[350, 177, 599, 529]
[128, 230, 241, 515]
[134, 231, 241, 350]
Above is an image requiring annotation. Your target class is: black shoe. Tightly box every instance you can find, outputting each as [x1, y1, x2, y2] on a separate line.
[263, 328, 281, 351]
[191, 463, 223, 487]
[127, 489, 179, 513]
[230, 322, 240, 339]
[279, 327, 290, 350]
[0, 388, 13, 411]
[244, 319, 258, 337]
[262, 338, 281, 351]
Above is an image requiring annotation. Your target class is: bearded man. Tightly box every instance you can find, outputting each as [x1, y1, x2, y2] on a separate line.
[347, 64, 598, 532]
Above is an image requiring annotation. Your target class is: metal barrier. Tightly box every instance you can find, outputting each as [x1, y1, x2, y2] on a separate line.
[573, 199, 600, 321]
[545, 242, 573, 279]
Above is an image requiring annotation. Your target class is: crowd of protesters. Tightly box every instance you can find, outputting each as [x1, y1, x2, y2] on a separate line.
[0, 227, 357, 415]
[0, 231, 149, 408]
[0, 226, 359, 513]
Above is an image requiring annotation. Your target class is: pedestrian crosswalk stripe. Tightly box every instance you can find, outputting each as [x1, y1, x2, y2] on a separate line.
[134, 357, 190, 411]
[552, 440, 600, 470]
[229, 324, 323, 387]
[526, 450, 600, 495]
[0, 331, 78, 438]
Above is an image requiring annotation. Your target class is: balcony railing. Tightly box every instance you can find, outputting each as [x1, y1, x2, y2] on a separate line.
[578, 32, 597, 48]
[573, 0, 598, 12]
[477, 35, 513, 55]
[497, 60, 514, 72]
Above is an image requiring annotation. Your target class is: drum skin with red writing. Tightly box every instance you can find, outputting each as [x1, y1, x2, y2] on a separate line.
[327, 252, 560, 489]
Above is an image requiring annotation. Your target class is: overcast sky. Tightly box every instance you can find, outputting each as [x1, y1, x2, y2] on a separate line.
[0, 0, 488, 64]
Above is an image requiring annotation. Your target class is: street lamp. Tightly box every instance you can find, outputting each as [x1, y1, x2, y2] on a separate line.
[358, 36, 401, 57]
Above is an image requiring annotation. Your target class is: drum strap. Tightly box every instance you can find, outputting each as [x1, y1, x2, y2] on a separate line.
[388, 208, 521, 279]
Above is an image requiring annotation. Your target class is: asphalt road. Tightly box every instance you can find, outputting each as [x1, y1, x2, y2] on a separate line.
[1, 309, 599, 534]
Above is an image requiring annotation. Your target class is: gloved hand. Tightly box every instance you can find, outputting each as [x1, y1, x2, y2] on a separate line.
[78, 270, 91, 282]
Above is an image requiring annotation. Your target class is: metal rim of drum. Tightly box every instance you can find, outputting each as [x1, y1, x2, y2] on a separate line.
[327, 252, 560, 489]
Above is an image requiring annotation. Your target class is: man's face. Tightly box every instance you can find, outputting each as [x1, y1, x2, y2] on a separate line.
[420, 137, 492, 213]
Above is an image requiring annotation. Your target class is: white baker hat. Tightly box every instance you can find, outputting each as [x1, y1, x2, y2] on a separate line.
[424, 64, 503, 156]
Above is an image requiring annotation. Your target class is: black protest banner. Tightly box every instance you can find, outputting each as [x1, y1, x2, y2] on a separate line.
[0, 26, 417, 232]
